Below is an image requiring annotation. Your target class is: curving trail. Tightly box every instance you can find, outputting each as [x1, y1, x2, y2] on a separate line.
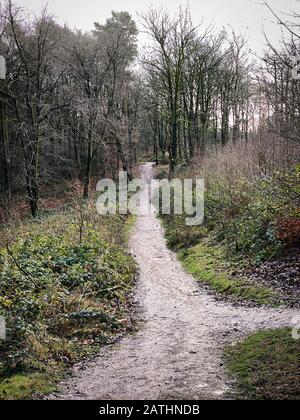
[52, 163, 297, 400]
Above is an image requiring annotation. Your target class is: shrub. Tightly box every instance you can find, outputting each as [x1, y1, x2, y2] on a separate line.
[0, 209, 137, 375]
[165, 138, 299, 263]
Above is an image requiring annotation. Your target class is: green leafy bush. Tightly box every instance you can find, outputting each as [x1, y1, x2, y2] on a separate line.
[163, 166, 299, 262]
[0, 210, 137, 380]
[203, 170, 298, 262]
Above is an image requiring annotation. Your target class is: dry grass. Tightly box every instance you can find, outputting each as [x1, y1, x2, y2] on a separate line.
[190, 133, 300, 185]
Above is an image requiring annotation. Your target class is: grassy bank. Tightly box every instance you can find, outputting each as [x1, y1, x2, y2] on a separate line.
[178, 241, 280, 306]
[0, 204, 137, 400]
[225, 328, 300, 400]
[161, 213, 281, 306]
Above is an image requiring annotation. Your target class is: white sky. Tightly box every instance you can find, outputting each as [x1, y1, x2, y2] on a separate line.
[12, 0, 300, 54]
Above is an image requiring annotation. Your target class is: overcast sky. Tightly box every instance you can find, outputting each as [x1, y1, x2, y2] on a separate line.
[13, 0, 300, 54]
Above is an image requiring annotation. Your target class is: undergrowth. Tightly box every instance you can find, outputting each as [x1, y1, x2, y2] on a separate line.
[0, 204, 137, 399]
[161, 165, 299, 264]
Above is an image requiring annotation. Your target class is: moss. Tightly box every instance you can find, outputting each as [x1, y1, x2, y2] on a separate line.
[179, 241, 280, 306]
[0, 373, 59, 400]
[225, 328, 300, 400]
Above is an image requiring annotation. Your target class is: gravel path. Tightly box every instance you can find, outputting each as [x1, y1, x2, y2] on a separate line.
[52, 163, 298, 400]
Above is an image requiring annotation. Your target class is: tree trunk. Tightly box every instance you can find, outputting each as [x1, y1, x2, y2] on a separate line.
[0, 101, 11, 201]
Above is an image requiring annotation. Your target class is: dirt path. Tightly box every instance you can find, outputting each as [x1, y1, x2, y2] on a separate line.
[52, 163, 298, 400]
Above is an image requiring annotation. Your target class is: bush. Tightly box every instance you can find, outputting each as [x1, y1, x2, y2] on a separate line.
[203, 170, 298, 261]
[162, 138, 299, 263]
[0, 209, 137, 376]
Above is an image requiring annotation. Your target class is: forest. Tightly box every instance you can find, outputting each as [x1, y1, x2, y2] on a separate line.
[0, 0, 299, 401]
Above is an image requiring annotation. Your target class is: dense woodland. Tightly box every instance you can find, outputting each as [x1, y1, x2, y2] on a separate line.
[0, 1, 299, 219]
[0, 1, 141, 217]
